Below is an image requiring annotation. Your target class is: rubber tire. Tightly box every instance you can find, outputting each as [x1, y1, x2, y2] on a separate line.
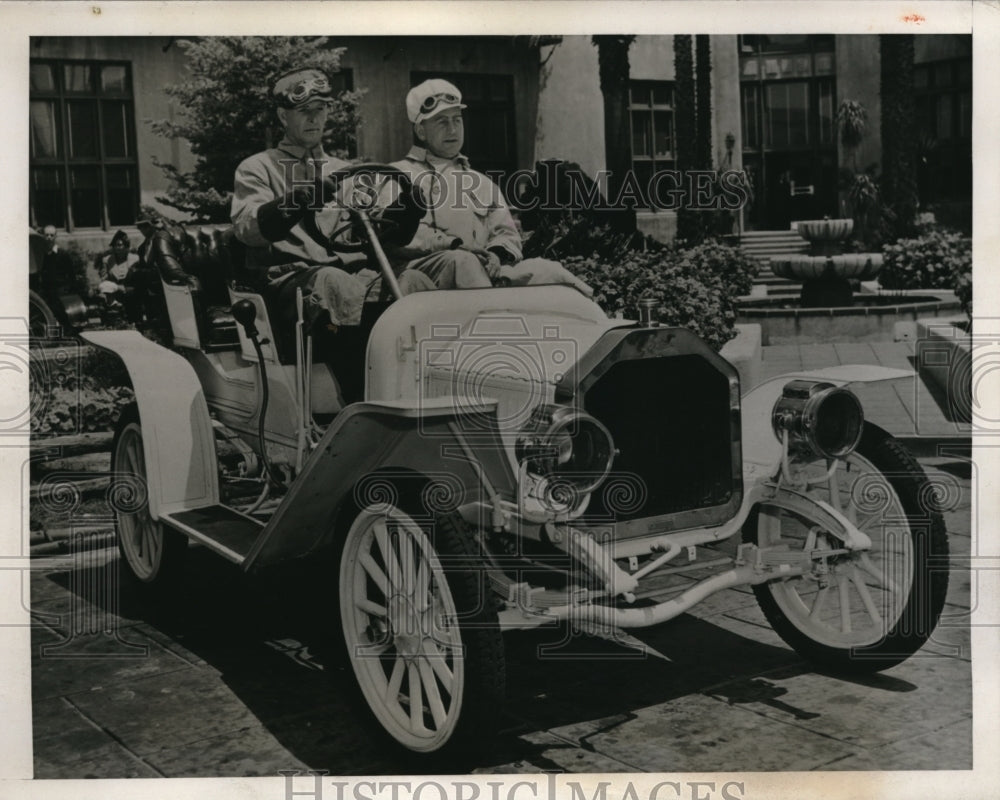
[335, 494, 505, 761]
[744, 422, 949, 673]
[29, 290, 59, 340]
[111, 403, 187, 590]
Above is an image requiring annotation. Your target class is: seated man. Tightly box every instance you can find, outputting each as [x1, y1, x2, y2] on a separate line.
[231, 66, 433, 334]
[389, 79, 592, 296]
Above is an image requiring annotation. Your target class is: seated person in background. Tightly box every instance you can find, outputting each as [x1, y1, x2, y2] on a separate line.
[231, 66, 433, 333]
[97, 229, 145, 322]
[389, 79, 593, 296]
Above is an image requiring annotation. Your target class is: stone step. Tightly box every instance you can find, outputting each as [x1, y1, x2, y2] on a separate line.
[741, 242, 806, 249]
[740, 230, 808, 241]
[740, 234, 805, 243]
[739, 229, 810, 265]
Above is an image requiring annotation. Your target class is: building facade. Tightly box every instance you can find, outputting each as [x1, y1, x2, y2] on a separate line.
[29, 34, 971, 247]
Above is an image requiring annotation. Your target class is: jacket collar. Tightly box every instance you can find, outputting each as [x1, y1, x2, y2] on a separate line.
[404, 146, 470, 169]
[276, 137, 326, 162]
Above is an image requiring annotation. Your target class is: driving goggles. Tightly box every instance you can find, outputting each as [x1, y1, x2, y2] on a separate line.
[275, 72, 333, 107]
[419, 92, 461, 115]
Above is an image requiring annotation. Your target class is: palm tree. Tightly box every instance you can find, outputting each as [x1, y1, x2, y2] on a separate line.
[695, 35, 713, 173]
[674, 35, 699, 244]
[880, 34, 919, 240]
[593, 35, 637, 234]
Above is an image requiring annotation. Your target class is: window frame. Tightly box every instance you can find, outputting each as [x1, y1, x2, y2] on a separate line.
[628, 79, 677, 210]
[30, 58, 140, 232]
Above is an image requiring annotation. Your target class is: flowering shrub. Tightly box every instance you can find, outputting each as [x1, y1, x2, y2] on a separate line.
[31, 348, 133, 435]
[32, 384, 135, 435]
[679, 240, 759, 299]
[880, 229, 971, 292]
[562, 241, 758, 351]
[952, 260, 972, 320]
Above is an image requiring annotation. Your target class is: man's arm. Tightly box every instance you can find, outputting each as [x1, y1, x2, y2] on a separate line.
[231, 156, 277, 247]
[483, 183, 522, 264]
[396, 223, 461, 257]
[383, 160, 460, 257]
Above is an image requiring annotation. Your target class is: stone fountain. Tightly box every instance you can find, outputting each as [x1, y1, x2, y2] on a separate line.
[738, 218, 960, 344]
[770, 218, 883, 307]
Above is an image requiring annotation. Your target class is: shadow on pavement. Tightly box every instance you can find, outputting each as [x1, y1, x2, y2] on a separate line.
[38, 544, 820, 776]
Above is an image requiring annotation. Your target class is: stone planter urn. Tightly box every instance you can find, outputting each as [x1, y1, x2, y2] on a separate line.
[797, 218, 854, 254]
[770, 218, 884, 307]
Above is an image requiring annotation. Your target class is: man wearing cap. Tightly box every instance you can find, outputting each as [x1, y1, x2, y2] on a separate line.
[231, 66, 432, 331]
[389, 79, 592, 295]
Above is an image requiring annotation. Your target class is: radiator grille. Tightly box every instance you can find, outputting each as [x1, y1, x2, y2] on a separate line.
[584, 354, 737, 524]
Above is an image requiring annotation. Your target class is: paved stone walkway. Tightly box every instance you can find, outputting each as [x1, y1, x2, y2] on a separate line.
[763, 341, 970, 443]
[28, 453, 972, 778]
[24, 339, 973, 780]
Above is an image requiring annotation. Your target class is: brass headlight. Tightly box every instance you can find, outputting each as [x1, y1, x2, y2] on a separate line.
[515, 404, 615, 497]
[772, 380, 864, 459]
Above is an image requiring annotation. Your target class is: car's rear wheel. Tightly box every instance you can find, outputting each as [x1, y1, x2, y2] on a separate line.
[29, 290, 58, 341]
[338, 502, 504, 755]
[111, 404, 186, 586]
[744, 423, 949, 672]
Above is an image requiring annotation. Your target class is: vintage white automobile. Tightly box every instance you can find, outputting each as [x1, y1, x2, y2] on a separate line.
[83, 165, 949, 757]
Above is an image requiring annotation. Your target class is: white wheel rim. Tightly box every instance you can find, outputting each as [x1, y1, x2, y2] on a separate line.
[340, 505, 465, 752]
[114, 423, 164, 581]
[759, 452, 916, 649]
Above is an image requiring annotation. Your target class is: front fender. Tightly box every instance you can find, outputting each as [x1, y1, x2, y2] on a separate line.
[242, 397, 516, 572]
[741, 364, 913, 479]
[81, 330, 219, 518]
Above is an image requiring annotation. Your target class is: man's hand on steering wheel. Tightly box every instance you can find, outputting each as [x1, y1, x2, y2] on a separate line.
[299, 164, 427, 256]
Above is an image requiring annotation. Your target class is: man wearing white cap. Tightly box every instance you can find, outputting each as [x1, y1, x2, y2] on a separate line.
[390, 78, 592, 295]
[232, 66, 432, 330]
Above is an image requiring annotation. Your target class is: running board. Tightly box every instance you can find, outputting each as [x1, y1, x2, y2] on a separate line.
[160, 505, 264, 565]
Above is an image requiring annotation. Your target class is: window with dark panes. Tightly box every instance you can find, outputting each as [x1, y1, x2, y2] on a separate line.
[411, 72, 517, 180]
[29, 60, 139, 230]
[914, 58, 972, 203]
[628, 80, 676, 209]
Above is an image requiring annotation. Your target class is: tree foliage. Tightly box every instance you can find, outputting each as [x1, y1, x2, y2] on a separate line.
[837, 99, 868, 157]
[150, 37, 364, 222]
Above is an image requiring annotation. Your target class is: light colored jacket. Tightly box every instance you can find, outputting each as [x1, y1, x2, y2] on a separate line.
[231, 138, 350, 273]
[389, 147, 522, 262]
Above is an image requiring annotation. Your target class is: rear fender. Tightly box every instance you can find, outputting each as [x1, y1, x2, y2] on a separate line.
[741, 365, 913, 479]
[81, 330, 218, 518]
[242, 398, 515, 572]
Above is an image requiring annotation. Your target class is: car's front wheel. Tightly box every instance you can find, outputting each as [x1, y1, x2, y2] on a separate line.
[337, 501, 504, 755]
[744, 422, 949, 672]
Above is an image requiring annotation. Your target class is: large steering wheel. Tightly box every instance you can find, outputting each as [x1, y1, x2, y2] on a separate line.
[298, 163, 425, 256]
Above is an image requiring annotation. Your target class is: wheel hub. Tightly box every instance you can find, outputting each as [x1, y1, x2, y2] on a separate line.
[390, 594, 425, 657]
